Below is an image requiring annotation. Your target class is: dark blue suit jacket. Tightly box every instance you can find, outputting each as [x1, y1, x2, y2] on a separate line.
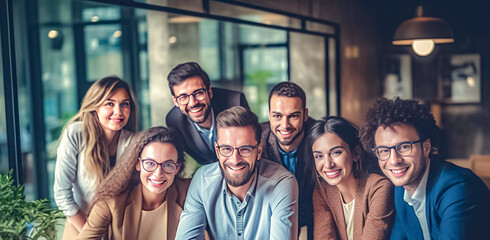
[166, 87, 249, 165]
[390, 158, 490, 239]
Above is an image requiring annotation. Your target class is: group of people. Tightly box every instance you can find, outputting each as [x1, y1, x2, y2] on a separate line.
[54, 62, 490, 240]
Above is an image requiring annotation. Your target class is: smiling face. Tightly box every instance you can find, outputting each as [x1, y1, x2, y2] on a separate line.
[171, 76, 213, 127]
[215, 126, 262, 188]
[313, 132, 358, 188]
[268, 95, 308, 151]
[374, 124, 431, 194]
[136, 142, 180, 200]
[96, 88, 131, 136]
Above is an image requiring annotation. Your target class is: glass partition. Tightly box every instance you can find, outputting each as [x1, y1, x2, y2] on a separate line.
[10, 0, 337, 202]
[210, 1, 301, 29]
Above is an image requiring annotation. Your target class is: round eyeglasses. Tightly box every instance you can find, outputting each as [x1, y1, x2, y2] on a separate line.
[216, 143, 259, 158]
[139, 159, 179, 174]
[373, 139, 423, 161]
[175, 88, 207, 105]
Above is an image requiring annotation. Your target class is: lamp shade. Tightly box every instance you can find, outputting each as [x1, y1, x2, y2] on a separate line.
[393, 16, 454, 45]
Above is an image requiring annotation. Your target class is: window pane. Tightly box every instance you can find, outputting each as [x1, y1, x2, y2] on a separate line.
[240, 24, 287, 44]
[290, 32, 327, 119]
[210, 1, 301, 29]
[82, 5, 121, 22]
[39, 24, 78, 202]
[243, 47, 288, 121]
[84, 24, 124, 81]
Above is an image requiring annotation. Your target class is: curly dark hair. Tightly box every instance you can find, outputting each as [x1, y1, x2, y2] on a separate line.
[88, 126, 186, 212]
[360, 98, 441, 158]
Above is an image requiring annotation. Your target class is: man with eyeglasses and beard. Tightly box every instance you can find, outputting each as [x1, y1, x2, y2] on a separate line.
[166, 62, 249, 166]
[176, 106, 299, 240]
[261, 82, 316, 239]
[360, 98, 490, 239]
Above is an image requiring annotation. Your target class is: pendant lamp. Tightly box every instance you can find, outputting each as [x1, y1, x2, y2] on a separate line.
[393, 5, 454, 56]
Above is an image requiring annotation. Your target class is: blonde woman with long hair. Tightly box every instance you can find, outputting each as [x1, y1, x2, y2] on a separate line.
[54, 76, 137, 239]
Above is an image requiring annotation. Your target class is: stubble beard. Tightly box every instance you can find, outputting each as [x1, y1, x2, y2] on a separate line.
[185, 103, 211, 124]
[219, 160, 257, 188]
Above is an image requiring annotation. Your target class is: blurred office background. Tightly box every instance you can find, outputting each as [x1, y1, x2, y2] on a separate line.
[1, 0, 489, 211]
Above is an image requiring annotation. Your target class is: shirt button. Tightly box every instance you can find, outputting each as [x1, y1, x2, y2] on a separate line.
[238, 233, 242, 236]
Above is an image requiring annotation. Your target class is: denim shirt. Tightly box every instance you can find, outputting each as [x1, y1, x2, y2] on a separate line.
[176, 159, 299, 240]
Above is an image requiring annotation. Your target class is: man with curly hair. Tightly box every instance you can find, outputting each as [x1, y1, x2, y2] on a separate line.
[360, 98, 490, 239]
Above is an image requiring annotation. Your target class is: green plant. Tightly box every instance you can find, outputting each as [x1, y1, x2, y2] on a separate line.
[0, 170, 65, 240]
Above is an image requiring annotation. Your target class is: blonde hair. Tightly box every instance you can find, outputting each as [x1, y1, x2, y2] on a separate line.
[61, 76, 137, 183]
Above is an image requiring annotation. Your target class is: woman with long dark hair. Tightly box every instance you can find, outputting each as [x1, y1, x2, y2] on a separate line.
[78, 126, 190, 239]
[310, 116, 394, 239]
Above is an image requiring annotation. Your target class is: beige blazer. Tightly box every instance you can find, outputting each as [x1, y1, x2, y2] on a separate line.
[78, 178, 190, 240]
[313, 174, 395, 240]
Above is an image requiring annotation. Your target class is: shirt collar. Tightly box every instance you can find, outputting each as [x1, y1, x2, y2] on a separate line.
[404, 160, 431, 204]
[278, 147, 298, 156]
[193, 109, 215, 133]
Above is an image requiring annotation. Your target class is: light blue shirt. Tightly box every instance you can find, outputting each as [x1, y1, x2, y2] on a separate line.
[176, 159, 299, 240]
[404, 162, 431, 240]
[193, 109, 216, 151]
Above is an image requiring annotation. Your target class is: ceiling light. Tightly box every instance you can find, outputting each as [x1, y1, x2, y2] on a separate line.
[393, 5, 454, 56]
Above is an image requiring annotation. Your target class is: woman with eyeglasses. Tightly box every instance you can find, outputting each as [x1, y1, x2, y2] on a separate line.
[309, 117, 395, 240]
[78, 126, 190, 240]
[54, 76, 137, 239]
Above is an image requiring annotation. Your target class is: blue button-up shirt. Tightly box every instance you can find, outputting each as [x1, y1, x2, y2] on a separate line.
[176, 159, 299, 240]
[278, 148, 298, 175]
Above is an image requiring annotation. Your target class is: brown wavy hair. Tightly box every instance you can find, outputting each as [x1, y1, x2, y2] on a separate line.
[61, 76, 137, 183]
[89, 126, 186, 212]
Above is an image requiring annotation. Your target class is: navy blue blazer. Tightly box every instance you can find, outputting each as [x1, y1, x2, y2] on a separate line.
[390, 158, 490, 239]
[166, 87, 249, 165]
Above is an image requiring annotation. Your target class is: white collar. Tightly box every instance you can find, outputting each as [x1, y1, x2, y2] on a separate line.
[404, 160, 430, 204]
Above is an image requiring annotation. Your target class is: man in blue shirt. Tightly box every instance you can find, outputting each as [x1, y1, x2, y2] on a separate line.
[176, 106, 299, 240]
[261, 82, 316, 238]
[360, 98, 490, 239]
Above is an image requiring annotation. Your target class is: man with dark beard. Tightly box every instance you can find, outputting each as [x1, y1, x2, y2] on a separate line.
[176, 106, 299, 240]
[261, 81, 316, 239]
[166, 62, 249, 165]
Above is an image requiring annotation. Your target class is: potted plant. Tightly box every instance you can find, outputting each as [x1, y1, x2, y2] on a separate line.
[0, 170, 65, 239]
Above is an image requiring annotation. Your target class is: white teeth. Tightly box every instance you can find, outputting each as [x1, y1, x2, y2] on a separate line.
[279, 130, 292, 135]
[325, 169, 341, 176]
[228, 166, 245, 171]
[150, 179, 165, 184]
[391, 168, 407, 174]
[190, 107, 203, 113]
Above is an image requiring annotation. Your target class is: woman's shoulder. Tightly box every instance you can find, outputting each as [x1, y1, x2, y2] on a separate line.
[173, 177, 191, 190]
[64, 121, 83, 134]
[364, 173, 394, 192]
[314, 178, 339, 198]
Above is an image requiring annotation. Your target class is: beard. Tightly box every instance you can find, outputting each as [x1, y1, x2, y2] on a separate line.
[273, 126, 304, 146]
[219, 159, 257, 188]
[185, 103, 212, 124]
